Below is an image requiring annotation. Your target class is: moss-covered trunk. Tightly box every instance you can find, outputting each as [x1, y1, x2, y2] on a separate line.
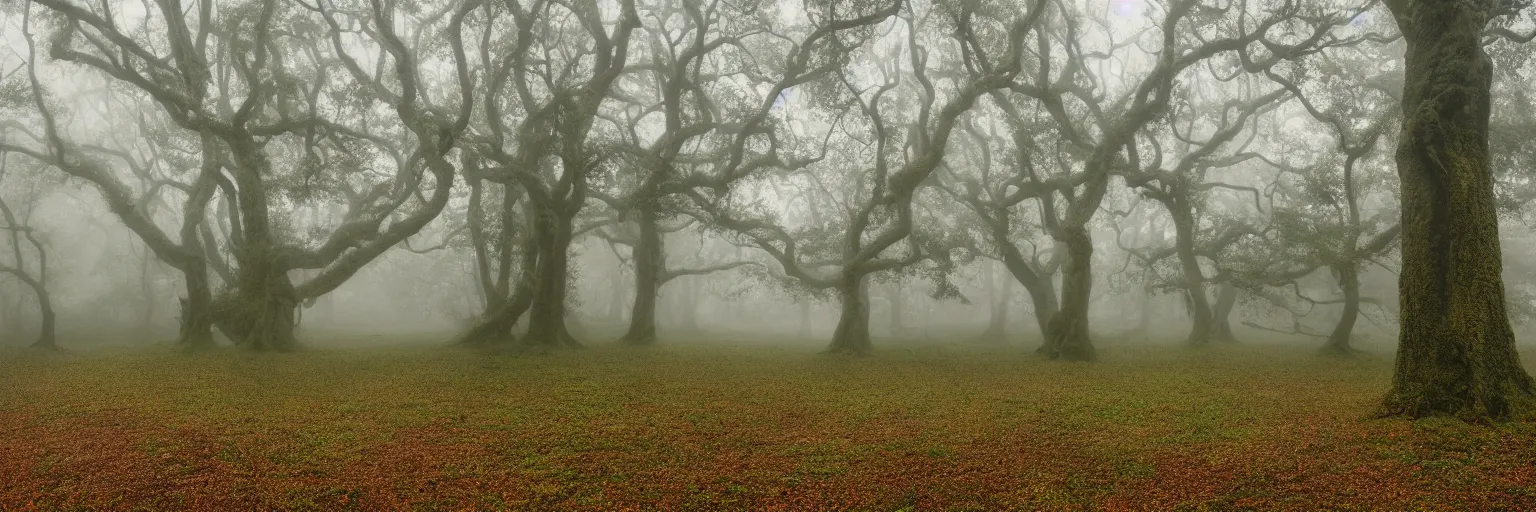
[827, 274, 872, 355]
[1041, 227, 1095, 361]
[622, 205, 662, 345]
[1212, 281, 1238, 343]
[1169, 204, 1213, 346]
[524, 205, 577, 347]
[1324, 264, 1359, 356]
[1381, 0, 1534, 418]
[218, 256, 299, 352]
[461, 214, 538, 347]
[178, 265, 216, 350]
[31, 291, 55, 350]
[217, 135, 300, 352]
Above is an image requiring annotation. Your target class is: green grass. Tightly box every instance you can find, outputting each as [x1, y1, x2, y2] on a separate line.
[1, 340, 1533, 511]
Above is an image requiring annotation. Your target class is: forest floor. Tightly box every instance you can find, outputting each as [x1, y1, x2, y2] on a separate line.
[2, 339, 1534, 511]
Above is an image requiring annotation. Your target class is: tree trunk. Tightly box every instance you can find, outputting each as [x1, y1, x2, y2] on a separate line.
[178, 264, 216, 350]
[1041, 227, 1095, 361]
[524, 206, 578, 347]
[30, 287, 54, 350]
[1212, 281, 1238, 343]
[457, 251, 538, 347]
[1381, 0, 1534, 419]
[1029, 278, 1059, 344]
[992, 224, 1059, 346]
[219, 137, 298, 352]
[622, 206, 662, 345]
[1323, 264, 1359, 356]
[827, 274, 872, 354]
[3, 272, 56, 350]
[1169, 204, 1213, 346]
[217, 258, 299, 352]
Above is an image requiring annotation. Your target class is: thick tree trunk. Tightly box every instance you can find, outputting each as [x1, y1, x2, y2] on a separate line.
[1041, 227, 1095, 361]
[178, 265, 216, 350]
[622, 206, 662, 345]
[1212, 281, 1238, 343]
[1381, 0, 1534, 418]
[219, 137, 299, 352]
[1323, 264, 1360, 356]
[457, 245, 538, 347]
[524, 207, 578, 347]
[457, 285, 536, 346]
[992, 226, 1059, 346]
[217, 258, 299, 352]
[827, 274, 872, 354]
[1170, 206, 1213, 346]
[459, 193, 539, 347]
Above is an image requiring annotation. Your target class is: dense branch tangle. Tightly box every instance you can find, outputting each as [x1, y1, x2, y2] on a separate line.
[13, 0, 475, 350]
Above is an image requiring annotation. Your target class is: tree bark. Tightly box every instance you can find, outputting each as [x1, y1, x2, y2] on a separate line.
[458, 241, 538, 346]
[990, 216, 1060, 345]
[1169, 202, 1213, 346]
[524, 205, 578, 347]
[1323, 264, 1360, 355]
[622, 205, 662, 345]
[1381, 0, 1534, 419]
[178, 264, 216, 350]
[1212, 281, 1238, 343]
[30, 284, 54, 350]
[215, 136, 300, 352]
[827, 274, 872, 354]
[217, 257, 300, 352]
[1041, 227, 1095, 361]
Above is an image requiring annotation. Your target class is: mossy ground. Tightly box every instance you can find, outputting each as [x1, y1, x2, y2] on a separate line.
[2, 340, 1533, 511]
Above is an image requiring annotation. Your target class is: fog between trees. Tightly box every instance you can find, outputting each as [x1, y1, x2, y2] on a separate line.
[1, 0, 1534, 418]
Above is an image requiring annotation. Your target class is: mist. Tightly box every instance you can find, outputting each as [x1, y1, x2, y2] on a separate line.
[2, 0, 1535, 508]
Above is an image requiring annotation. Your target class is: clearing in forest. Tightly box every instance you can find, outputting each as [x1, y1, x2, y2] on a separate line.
[1, 342, 1533, 511]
